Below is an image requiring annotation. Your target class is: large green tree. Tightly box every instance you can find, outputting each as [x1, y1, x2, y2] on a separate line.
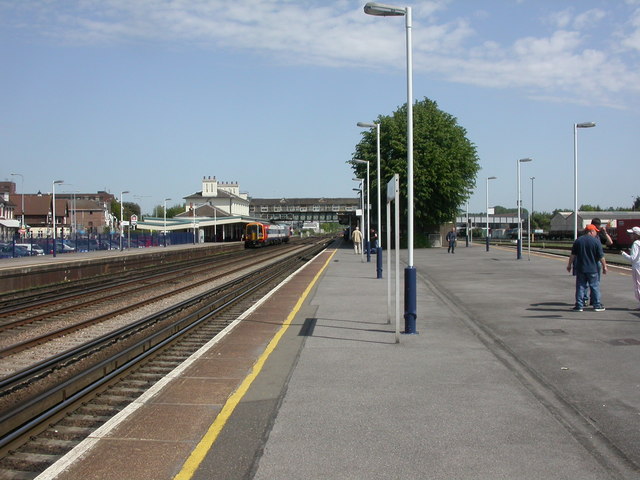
[352, 97, 479, 238]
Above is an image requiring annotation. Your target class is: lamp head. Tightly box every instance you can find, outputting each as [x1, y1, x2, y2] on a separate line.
[357, 122, 376, 128]
[352, 158, 369, 165]
[364, 2, 406, 16]
[576, 122, 596, 128]
[487, 176, 497, 180]
[518, 158, 533, 163]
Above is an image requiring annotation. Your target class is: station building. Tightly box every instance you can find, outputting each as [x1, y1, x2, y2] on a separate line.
[138, 176, 359, 242]
[248, 197, 360, 228]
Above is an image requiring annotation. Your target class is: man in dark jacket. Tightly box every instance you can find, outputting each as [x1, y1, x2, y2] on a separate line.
[566, 224, 607, 312]
[446, 227, 457, 254]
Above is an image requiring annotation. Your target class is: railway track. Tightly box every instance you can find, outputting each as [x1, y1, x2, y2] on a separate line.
[0, 242, 310, 367]
[0, 239, 331, 479]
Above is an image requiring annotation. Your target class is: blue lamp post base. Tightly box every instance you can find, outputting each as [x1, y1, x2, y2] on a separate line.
[403, 266, 418, 334]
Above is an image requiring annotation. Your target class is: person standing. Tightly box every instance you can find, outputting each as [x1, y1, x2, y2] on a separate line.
[446, 227, 457, 254]
[370, 228, 378, 249]
[351, 226, 363, 255]
[621, 226, 640, 309]
[566, 224, 607, 312]
[581, 218, 613, 306]
[591, 218, 613, 248]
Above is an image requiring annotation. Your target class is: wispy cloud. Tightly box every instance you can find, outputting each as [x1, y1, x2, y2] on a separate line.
[2, 0, 640, 108]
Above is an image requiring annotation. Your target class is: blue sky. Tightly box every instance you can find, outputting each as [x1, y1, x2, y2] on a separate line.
[1, 0, 639, 216]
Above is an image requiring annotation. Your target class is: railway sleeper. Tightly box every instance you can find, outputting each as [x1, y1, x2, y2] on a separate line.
[19, 438, 78, 455]
[89, 394, 133, 407]
[56, 414, 108, 429]
[76, 404, 121, 417]
[40, 425, 93, 441]
[98, 386, 145, 398]
[0, 451, 58, 472]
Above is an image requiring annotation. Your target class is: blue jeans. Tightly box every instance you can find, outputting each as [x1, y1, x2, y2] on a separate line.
[575, 271, 602, 308]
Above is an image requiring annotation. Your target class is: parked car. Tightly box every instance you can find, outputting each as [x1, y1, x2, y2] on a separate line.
[0, 244, 30, 258]
[15, 243, 45, 256]
[47, 241, 76, 254]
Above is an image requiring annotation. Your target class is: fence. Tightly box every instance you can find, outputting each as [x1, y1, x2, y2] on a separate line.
[1, 231, 202, 258]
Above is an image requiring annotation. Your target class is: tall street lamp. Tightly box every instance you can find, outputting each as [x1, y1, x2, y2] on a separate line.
[120, 190, 130, 251]
[517, 158, 532, 259]
[52, 180, 64, 257]
[353, 181, 364, 262]
[528, 176, 535, 260]
[353, 159, 371, 262]
[485, 176, 497, 252]
[357, 121, 383, 278]
[10, 173, 24, 236]
[163, 197, 171, 247]
[573, 122, 596, 239]
[364, 2, 416, 333]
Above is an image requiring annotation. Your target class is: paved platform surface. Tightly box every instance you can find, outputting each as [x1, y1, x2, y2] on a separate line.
[41, 240, 640, 480]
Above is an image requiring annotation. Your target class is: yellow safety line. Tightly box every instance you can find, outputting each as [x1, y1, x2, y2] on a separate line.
[173, 249, 336, 480]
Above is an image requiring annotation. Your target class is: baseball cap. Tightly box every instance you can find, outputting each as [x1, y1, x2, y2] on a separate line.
[627, 226, 640, 235]
[585, 224, 599, 232]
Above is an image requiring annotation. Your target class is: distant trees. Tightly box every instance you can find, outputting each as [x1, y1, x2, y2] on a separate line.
[110, 200, 140, 222]
[352, 97, 480, 243]
[150, 203, 184, 218]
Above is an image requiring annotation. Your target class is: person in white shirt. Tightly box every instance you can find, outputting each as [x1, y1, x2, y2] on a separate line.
[621, 226, 640, 309]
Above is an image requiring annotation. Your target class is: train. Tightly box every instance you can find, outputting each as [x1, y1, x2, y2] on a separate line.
[244, 222, 291, 248]
[613, 219, 640, 249]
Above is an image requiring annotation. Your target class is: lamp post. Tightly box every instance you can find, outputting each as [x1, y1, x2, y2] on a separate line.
[528, 176, 535, 260]
[486, 176, 497, 251]
[358, 121, 383, 277]
[52, 180, 64, 257]
[517, 158, 532, 259]
[573, 122, 596, 240]
[353, 182, 364, 262]
[353, 159, 371, 262]
[364, 2, 416, 333]
[10, 173, 24, 237]
[163, 197, 171, 247]
[120, 190, 130, 251]
[465, 198, 469, 247]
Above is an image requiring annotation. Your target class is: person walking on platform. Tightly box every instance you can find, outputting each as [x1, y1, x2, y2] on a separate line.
[351, 226, 363, 255]
[621, 226, 640, 309]
[567, 224, 607, 312]
[446, 227, 457, 254]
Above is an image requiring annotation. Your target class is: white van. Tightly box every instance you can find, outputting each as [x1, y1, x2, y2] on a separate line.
[15, 243, 45, 255]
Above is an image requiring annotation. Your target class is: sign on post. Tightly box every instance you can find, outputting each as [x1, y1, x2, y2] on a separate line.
[130, 214, 138, 226]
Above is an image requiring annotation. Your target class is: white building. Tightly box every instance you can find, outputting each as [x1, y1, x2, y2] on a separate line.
[183, 176, 249, 217]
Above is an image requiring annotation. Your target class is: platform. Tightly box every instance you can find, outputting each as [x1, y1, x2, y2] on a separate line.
[35, 240, 640, 480]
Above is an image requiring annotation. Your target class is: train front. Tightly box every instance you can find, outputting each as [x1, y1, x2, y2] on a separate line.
[244, 222, 264, 248]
